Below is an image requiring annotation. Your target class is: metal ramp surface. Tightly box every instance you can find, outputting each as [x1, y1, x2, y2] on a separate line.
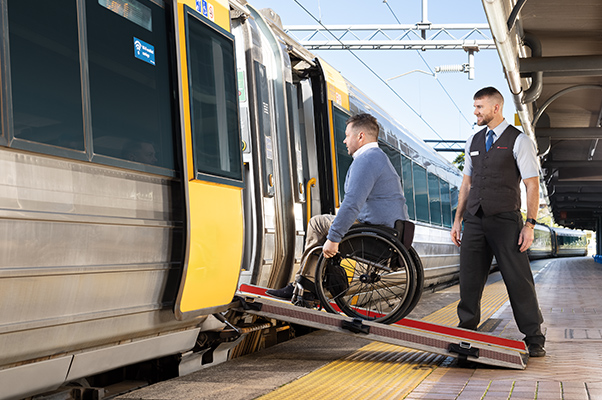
[236, 284, 529, 369]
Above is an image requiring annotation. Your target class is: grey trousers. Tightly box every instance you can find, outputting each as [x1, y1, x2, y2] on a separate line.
[295, 214, 336, 283]
[457, 210, 545, 345]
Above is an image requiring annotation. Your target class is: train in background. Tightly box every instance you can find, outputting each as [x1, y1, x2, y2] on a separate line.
[528, 224, 588, 259]
[0, 0, 572, 398]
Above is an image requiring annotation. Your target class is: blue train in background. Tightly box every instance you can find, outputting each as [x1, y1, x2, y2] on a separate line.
[528, 224, 589, 259]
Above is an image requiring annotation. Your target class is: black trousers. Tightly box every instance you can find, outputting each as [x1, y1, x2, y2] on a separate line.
[457, 210, 545, 345]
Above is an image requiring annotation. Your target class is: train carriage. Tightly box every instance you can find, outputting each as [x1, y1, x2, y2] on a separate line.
[528, 224, 588, 259]
[0, 0, 245, 398]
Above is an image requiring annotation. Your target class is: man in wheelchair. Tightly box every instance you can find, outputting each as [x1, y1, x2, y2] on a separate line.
[267, 113, 410, 305]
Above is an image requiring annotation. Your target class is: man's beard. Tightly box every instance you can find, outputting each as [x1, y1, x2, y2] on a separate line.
[477, 115, 492, 126]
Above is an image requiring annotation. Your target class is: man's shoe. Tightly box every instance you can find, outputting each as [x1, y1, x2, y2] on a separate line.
[266, 283, 294, 300]
[528, 343, 546, 357]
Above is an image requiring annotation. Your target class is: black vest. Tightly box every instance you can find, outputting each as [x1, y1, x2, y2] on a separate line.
[466, 126, 522, 217]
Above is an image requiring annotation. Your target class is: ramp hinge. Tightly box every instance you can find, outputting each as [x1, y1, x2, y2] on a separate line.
[234, 296, 263, 312]
[341, 318, 371, 334]
[448, 341, 479, 360]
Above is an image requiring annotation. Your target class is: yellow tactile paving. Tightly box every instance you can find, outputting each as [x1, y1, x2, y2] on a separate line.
[259, 344, 445, 400]
[422, 279, 510, 326]
[259, 280, 512, 399]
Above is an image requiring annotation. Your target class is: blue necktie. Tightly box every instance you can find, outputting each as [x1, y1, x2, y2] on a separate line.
[486, 130, 494, 152]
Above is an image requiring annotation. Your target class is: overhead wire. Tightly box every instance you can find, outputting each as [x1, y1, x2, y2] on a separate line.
[291, 0, 445, 140]
[383, 0, 473, 128]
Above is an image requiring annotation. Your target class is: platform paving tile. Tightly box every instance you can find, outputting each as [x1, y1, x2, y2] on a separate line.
[407, 257, 602, 400]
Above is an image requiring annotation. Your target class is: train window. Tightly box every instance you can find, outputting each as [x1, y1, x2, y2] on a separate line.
[401, 156, 415, 220]
[253, 61, 274, 196]
[7, 0, 84, 150]
[98, 0, 152, 32]
[441, 180, 452, 228]
[332, 105, 351, 203]
[413, 163, 429, 223]
[287, 82, 305, 202]
[186, 10, 242, 183]
[428, 172, 442, 226]
[380, 143, 402, 179]
[450, 185, 459, 223]
[87, 0, 175, 169]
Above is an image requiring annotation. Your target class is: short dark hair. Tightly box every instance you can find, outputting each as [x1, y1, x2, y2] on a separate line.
[474, 86, 504, 104]
[346, 113, 379, 139]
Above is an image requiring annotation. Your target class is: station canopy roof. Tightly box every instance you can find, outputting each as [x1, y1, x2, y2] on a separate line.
[483, 0, 602, 231]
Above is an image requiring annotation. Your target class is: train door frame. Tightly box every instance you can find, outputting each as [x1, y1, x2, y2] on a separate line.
[328, 101, 353, 209]
[232, 14, 265, 286]
[297, 79, 320, 226]
[284, 81, 309, 274]
[239, 6, 308, 290]
[232, 7, 284, 288]
[309, 58, 352, 215]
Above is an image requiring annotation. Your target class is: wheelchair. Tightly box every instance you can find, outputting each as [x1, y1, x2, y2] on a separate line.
[312, 220, 424, 325]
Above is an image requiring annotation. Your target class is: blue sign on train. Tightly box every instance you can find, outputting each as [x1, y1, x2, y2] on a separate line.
[133, 37, 155, 66]
[195, 0, 214, 21]
[196, 0, 207, 16]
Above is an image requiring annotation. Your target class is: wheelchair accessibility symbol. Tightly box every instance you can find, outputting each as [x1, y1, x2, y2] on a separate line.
[195, 0, 215, 22]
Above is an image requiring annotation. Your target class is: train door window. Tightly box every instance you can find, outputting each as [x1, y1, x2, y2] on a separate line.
[253, 61, 274, 196]
[413, 163, 429, 223]
[401, 155, 415, 220]
[186, 9, 242, 183]
[332, 105, 351, 204]
[428, 172, 442, 226]
[7, 0, 84, 150]
[441, 180, 452, 228]
[87, 0, 175, 169]
[287, 82, 305, 202]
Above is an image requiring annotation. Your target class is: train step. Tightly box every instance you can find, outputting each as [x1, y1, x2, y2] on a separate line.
[235, 284, 529, 370]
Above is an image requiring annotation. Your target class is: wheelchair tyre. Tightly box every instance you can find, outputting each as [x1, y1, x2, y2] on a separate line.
[315, 231, 418, 324]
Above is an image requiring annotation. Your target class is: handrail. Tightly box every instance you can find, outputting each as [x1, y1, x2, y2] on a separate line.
[306, 177, 317, 226]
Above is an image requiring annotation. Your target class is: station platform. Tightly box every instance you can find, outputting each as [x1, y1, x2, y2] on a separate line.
[117, 256, 602, 400]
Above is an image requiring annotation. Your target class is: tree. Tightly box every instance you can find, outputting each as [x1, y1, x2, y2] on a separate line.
[453, 152, 465, 171]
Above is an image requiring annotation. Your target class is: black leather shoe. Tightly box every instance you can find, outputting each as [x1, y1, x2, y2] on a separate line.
[266, 283, 294, 300]
[528, 343, 546, 357]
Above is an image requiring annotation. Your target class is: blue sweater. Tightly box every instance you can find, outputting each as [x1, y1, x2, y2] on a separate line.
[327, 147, 409, 243]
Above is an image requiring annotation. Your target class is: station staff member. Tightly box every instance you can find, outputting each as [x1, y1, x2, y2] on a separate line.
[450, 87, 546, 357]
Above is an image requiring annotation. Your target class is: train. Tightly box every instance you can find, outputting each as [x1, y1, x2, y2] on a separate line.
[0, 1, 584, 399]
[528, 224, 588, 259]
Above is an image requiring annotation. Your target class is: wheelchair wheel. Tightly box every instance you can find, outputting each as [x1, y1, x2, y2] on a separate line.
[314, 231, 418, 324]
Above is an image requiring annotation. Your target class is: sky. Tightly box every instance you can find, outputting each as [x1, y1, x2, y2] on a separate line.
[248, 0, 514, 161]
